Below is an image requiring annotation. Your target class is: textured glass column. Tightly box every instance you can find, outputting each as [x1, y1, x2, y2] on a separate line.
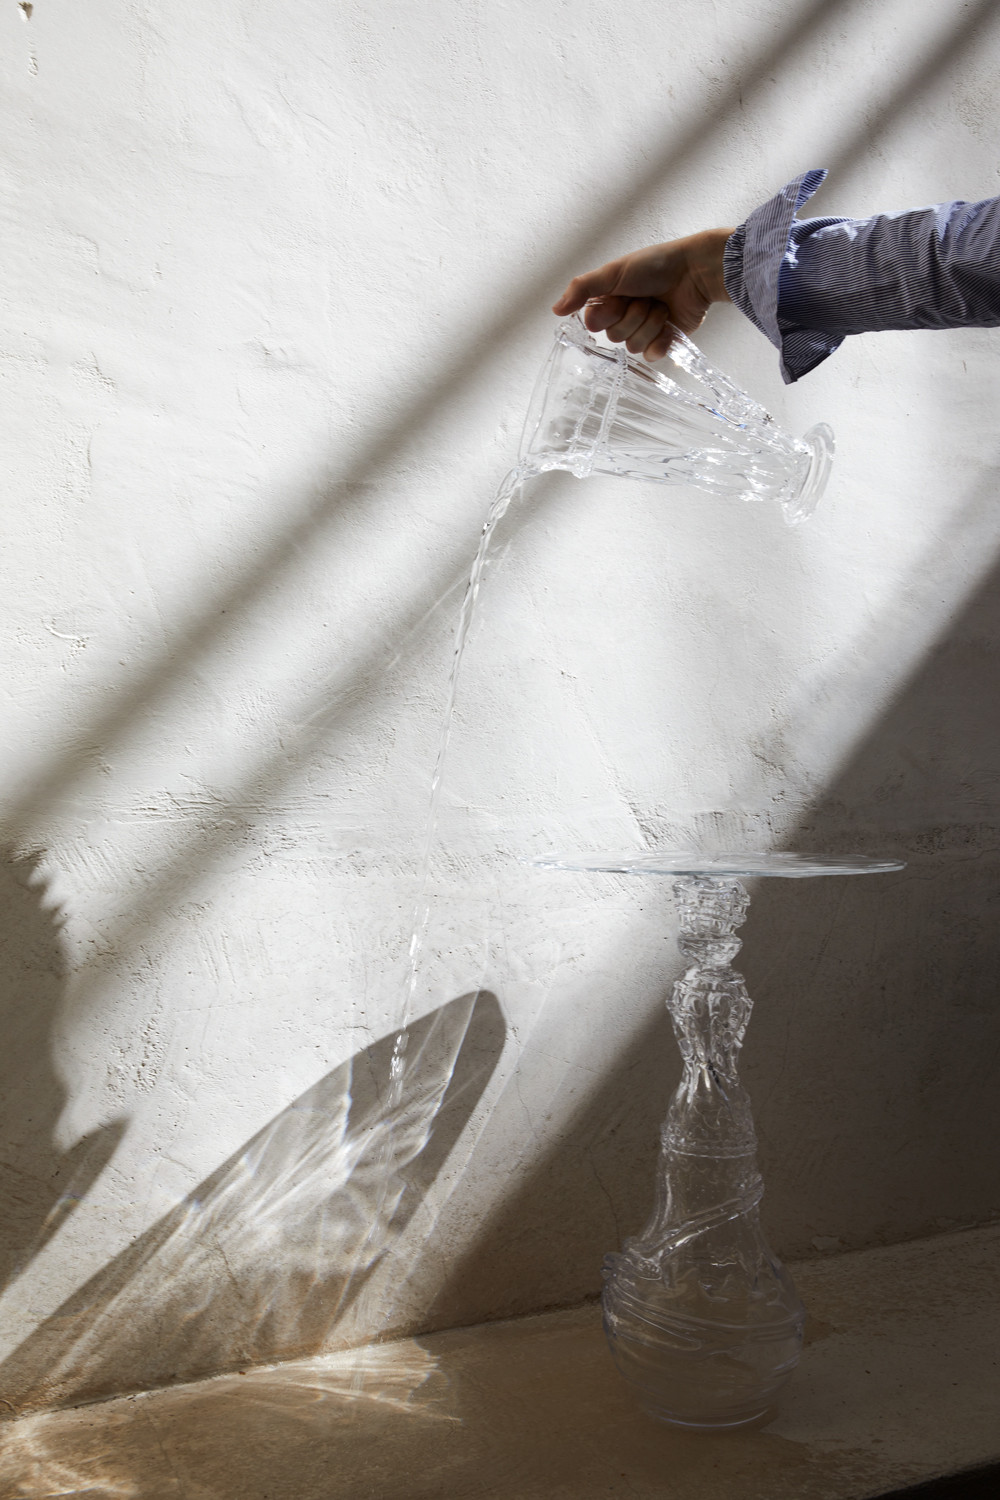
[533, 851, 903, 1426]
[601, 875, 804, 1428]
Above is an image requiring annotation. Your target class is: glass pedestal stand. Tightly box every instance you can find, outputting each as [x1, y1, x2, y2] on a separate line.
[533, 850, 904, 1429]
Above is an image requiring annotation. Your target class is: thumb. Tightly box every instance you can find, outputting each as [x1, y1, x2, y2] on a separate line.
[552, 259, 624, 315]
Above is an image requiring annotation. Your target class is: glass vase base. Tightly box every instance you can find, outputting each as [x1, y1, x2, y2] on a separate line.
[640, 1403, 779, 1431]
[602, 1276, 802, 1432]
[606, 1326, 794, 1431]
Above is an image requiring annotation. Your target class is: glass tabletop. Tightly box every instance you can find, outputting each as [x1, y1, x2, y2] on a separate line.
[530, 850, 905, 878]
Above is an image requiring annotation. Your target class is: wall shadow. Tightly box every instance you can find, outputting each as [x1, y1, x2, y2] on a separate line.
[741, 547, 1000, 1254]
[45, 468, 570, 1035]
[426, 999, 678, 1332]
[2, 0, 854, 852]
[428, 551, 1000, 1327]
[0, 990, 505, 1417]
[14, 0, 996, 871]
[13, 0, 996, 1056]
[1, 0, 997, 1425]
[0, 850, 125, 1298]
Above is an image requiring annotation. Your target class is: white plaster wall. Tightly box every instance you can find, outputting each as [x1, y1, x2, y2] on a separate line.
[2, 0, 1000, 1408]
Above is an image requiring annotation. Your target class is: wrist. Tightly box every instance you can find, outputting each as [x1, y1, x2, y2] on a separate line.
[693, 228, 735, 304]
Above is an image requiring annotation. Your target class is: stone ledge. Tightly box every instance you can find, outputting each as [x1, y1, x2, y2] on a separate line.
[1, 1223, 998, 1499]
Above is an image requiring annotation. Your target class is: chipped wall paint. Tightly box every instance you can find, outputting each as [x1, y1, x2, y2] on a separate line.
[1, 0, 1000, 1403]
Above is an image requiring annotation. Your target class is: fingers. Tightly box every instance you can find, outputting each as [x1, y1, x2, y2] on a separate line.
[580, 295, 630, 332]
[625, 302, 674, 358]
[552, 252, 678, 360]
[602, 298, 653, 346]
[644, 326, 680, 361]
[554, 230, 734, 354]
[552, 250, 688, 361]
[587, 296, 677, 361]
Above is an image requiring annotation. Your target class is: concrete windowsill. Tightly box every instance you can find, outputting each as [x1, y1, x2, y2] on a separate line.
[1, 1222, 998, 1499]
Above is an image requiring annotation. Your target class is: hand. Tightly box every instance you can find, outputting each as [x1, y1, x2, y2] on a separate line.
[551, 228, 734, 360]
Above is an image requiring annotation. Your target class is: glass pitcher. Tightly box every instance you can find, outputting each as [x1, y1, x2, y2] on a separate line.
[520, 314, 833, 525]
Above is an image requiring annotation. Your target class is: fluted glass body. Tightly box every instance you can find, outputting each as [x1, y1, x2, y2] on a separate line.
[520, 315, 833, 524]
[602, 877, 804, 1428]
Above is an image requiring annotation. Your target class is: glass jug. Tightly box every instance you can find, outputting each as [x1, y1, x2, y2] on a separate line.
[520, 314, 833, 524]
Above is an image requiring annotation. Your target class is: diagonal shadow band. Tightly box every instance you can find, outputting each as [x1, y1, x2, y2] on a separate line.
[805, 0, 1000, 189]
[14, 0, 1000, 1012]
[0, 989, 505, 1417]
[3, 0, 864, 847]
[40, 469, 567, 1032]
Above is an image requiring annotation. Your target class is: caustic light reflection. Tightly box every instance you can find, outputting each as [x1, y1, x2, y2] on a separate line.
[0, 1342, 452, 1500]
[0, 991, 504, 1414]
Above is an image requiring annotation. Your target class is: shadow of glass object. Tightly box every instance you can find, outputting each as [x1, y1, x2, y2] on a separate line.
[427, 1008, 677, 1332]
[0, 990, 504, 1416]
[0, 852, 126, 1294]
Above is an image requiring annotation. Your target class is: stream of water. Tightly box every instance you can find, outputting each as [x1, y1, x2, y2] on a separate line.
[354, 462, 535, 1328]
[386, 460, 533, 1107]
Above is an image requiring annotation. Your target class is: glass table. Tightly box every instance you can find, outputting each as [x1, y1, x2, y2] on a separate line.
[532, 850, 904, 1428]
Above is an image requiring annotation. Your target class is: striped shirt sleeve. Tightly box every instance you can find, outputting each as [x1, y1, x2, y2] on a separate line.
[723, 170, 1000, 383]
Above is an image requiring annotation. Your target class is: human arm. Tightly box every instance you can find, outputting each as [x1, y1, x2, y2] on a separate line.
[726, 168, 1000, 381]
[555, 170, 1000, 383]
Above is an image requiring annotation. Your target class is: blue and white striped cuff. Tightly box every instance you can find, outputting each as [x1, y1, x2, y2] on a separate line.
[724, 169, 844, 383]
